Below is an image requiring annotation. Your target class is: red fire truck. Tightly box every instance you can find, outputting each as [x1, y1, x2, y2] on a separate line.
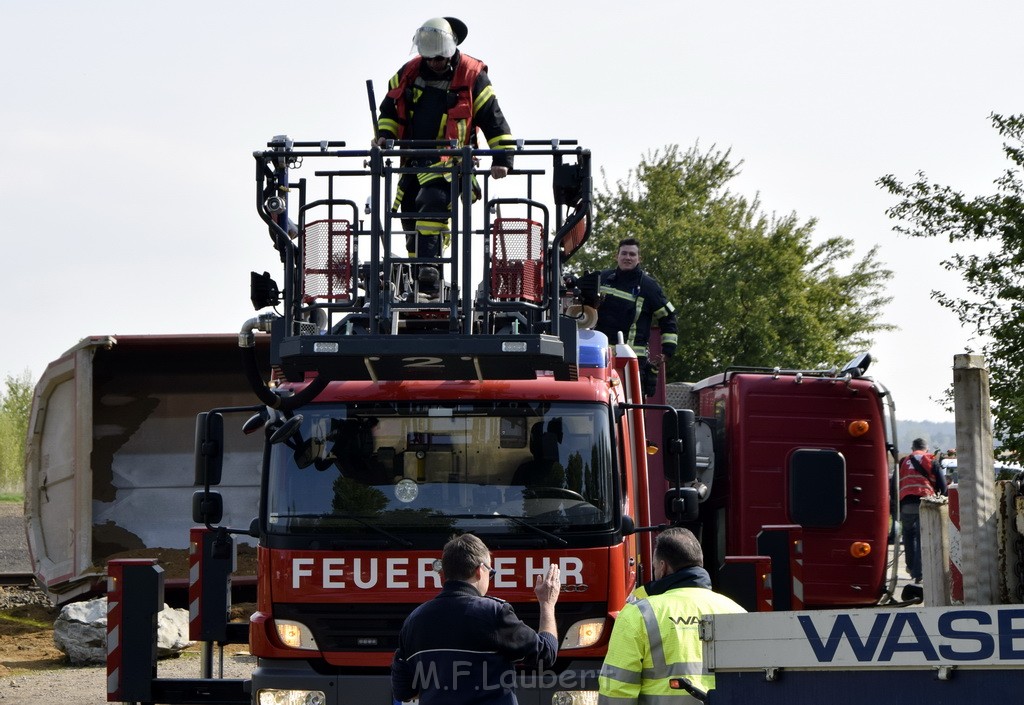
[109, 137, 699, 705]
[105, 136, 898, 705]
[665, 360, 899, 609]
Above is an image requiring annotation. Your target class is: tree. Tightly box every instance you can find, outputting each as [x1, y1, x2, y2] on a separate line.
[0, 370, 34, 493]
[572, 144, 894, 383]
[879, 113, 1024, 457]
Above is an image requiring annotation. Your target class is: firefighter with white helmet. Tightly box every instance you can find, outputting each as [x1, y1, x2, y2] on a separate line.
[376, 17, 515, 294]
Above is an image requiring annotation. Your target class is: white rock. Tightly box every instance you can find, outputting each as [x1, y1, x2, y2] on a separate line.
[53, 597, 194, 665]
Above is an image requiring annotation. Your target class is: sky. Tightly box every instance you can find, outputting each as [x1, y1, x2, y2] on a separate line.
[2, 0, 1022, 423]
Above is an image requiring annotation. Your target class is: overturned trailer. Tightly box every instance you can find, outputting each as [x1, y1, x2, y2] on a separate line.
[23, 334, 268, 603]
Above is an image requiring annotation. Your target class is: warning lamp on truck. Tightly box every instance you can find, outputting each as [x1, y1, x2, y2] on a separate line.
[848, 419, 870, 437]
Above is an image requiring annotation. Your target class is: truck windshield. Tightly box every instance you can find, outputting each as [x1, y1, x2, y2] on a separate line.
[266, 401, 614, 537]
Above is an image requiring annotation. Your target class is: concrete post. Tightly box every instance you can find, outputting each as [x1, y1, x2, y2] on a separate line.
[920, 497, 950, 606]
[952, 354, 998, 604]
[998, 481, 1024, 603]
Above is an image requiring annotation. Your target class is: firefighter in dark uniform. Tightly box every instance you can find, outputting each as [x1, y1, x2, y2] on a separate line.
[594, 237, 678, 396]
[391, 533, 561, 705]
[376, 17, 515, 295]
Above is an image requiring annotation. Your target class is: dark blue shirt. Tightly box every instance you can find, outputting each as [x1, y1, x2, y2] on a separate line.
[391, 581, 558, 705]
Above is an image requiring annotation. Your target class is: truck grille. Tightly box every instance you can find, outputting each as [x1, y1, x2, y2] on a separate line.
[274, 601, 606, 652]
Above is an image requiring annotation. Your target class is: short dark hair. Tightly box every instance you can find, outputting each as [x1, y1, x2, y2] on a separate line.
[654, 527, 703, 572]
[441, 533, 490, 582]
[911, 438, 928, 451]
[617, 237, 640, 254]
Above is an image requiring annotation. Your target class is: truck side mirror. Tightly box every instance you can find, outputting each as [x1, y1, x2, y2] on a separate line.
[192, 490, 224, 525]
[269, 414, 304, 445]
[662, 408, 697, 484]
[194, 412, 224, 486]
[665, 487, 699, 522]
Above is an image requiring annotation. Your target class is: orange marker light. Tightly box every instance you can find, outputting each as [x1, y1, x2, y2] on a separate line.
[850, 541, 872, 558]
[848, 420, 870, 437]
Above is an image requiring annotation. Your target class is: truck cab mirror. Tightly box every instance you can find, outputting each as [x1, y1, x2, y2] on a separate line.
[242, 410, 269, 435]
[663, 408, 697, 484]
[269, 414, 304, 445]
[665, 487, 699, 523]
[192, 490, 224, 525]
[621, 515, 636, 536]
[194, 412, 224, 486]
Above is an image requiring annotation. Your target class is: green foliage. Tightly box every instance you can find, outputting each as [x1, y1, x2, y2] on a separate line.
[0, 371, 33, 493]
[879, 113, 1024, 458]
[573, 144, 894, 382]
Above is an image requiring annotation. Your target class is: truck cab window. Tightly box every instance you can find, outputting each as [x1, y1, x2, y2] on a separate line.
[265, 402, 614, 539]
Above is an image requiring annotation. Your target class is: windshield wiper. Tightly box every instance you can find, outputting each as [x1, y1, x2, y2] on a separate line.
[277, 512, 413, 547]
[437, 513, 569, 546]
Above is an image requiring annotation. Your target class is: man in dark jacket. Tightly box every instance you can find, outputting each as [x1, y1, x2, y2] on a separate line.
[595, 238, 678, 396]
[376, 17, 514, 295]
[391, 533, 560, 705]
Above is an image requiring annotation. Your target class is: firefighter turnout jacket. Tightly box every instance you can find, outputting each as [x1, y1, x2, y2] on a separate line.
[598, 570, 745, 704]
[595, 266, 678, 358]
[391, 581, 557, 705]
[379, 50, 514, 168]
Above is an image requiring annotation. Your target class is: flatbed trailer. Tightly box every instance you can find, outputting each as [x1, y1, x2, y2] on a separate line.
[702, 604, 1024, 704]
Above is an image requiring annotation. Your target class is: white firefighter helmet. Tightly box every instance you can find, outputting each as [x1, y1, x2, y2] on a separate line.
[413, 17, 468, 58]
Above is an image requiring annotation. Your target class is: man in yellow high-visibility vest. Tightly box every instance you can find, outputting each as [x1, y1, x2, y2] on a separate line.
[598, 528, 745, 704]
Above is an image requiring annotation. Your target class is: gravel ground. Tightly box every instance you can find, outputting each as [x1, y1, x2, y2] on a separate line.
[1, 648, 256, 704]
[1, 501, 258, 704]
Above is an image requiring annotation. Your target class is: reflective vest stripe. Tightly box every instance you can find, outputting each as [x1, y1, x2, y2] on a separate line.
[600, 663, 642, 684]
[634, 599, 703, 680]
[642, 662, 704, 678]
[635, 599, 666, 674]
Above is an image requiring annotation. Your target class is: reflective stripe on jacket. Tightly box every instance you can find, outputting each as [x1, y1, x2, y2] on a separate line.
[595, 267, 677, 357]
[598, 587, 745, 705]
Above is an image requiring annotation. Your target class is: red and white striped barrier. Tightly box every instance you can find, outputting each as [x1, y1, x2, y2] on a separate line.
[948, 486, 963, 603]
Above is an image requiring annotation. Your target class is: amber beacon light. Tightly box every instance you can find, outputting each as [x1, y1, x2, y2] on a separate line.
[848, 419, 870, 437]
[850, 541, 872, 558]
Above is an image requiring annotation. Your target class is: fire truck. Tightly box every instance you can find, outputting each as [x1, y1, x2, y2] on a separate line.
[106, 136, 701, 705]
[103, 135, 900, 705]
[665, 363, 899, 608]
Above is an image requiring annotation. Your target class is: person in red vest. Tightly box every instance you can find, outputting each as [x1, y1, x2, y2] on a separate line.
[376, 17, 515, 296]
[898, 438, 947, 583]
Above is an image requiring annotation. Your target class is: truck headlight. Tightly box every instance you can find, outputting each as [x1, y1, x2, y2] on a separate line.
[257, 689, 326, 705]
[560, 618, 605, 649]
[273, 619, 319, 650]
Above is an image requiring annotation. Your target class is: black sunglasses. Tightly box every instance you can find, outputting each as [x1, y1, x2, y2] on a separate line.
[480, 563, 496, 578]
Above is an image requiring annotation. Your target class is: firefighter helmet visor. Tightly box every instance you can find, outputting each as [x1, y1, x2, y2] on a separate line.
[413, 17, 467, 58]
